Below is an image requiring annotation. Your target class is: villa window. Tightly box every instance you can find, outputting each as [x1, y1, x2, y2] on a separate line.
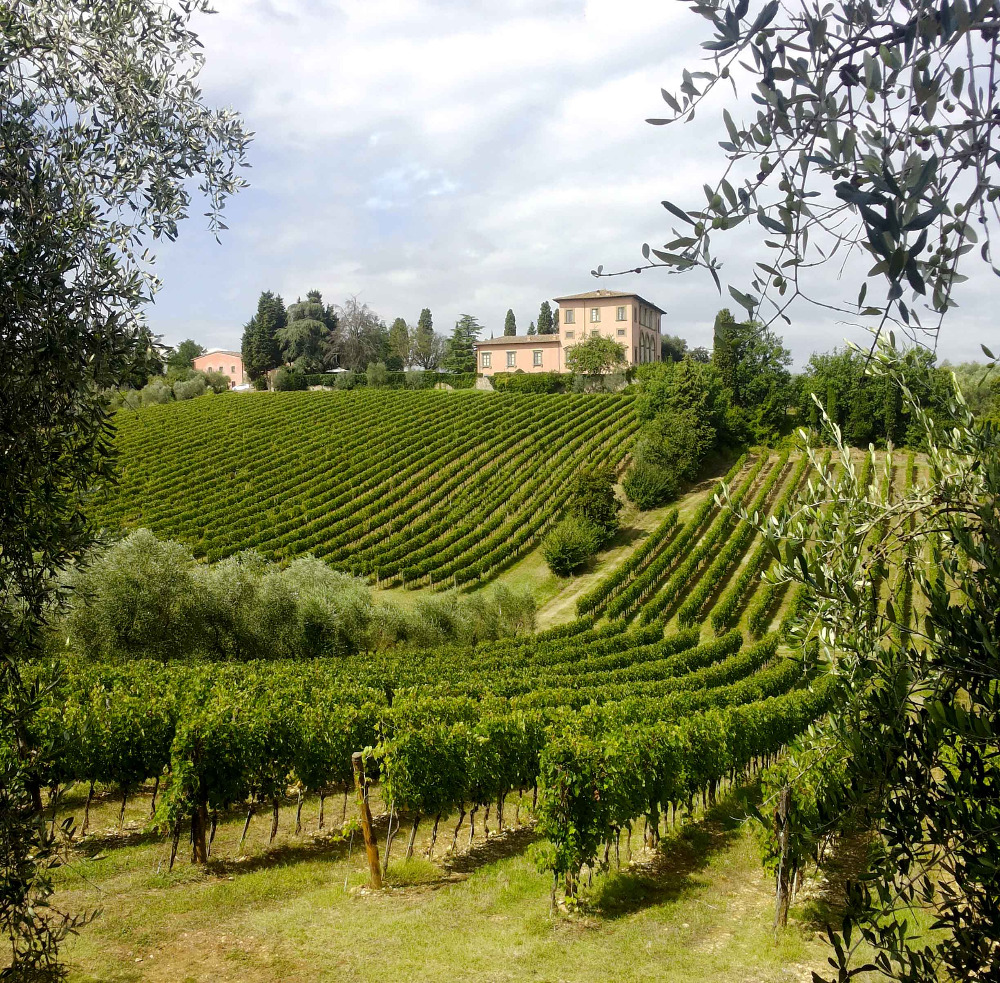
[564, 309, 575, 324]
[482, 351, 492, 368]
[590, 308, 600, 322]
[616, 306, 626, 321]
[507, 351, 516, 368]
[590, 330, 600, 339]
[617, 328, 626, 337]
[533, 350, 543, 366]
[565, 330, 575, 339]
[231, 366, 236, 374]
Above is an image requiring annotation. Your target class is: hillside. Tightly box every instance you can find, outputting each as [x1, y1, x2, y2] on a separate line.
[34, 445, 927, 983]
[92, 389, 639, 587]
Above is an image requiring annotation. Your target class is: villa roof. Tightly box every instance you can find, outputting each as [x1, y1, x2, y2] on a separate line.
[199, 348, 242, 357]
[475, 335, 560, 346]
[552, 289, 666, 315]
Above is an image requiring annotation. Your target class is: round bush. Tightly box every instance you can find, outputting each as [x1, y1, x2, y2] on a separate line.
[623, 458, 678, 510]
[173, 375, 207, 401]
[542, 515, 603, 576]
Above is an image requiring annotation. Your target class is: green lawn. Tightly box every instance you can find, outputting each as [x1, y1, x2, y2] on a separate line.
[48, 783, 851, 983]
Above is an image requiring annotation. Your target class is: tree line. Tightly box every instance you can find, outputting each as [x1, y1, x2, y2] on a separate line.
[241, 292, 561, 388]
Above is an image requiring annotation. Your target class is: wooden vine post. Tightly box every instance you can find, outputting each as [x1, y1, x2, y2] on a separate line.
[352, 752, 382, 890]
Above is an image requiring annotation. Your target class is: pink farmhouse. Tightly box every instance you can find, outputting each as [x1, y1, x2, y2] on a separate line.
[475, 290, 664, 376]
[192, 349, 247, 386]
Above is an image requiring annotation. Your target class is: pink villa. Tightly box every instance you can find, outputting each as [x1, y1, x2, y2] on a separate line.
[475, 290, 664, 376]
[191, 349, 246, 386]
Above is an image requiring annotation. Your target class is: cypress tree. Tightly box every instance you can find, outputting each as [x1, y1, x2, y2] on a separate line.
[389, 317, 411, 365]
[711, 308, 738, 392]
[504, 309, 516, 336]
[413, 307, 435, 368]
[537, 301, 554, 335]
[826, 380, 840, 429]
[883, 380, 902, 446]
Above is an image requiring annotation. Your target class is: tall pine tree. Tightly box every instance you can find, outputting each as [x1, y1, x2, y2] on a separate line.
[504, 309, 516, 336]
[241, 291, 285, 386]
[442, 314, 481, 373]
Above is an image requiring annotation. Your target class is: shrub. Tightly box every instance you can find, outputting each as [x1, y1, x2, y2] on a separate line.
[623, 409, 713, 509]
[202, 369, 231, 393]
[366, 361, 388, 387]
[333, 371, 363, 390]
[491, 372, 567, 394]
[542, 515, 604, 575]
[173, 375, 207, 401]
[571, 464, 621, 540]
[139, 378, 172, 405]
[274, 367, 308, 391]
[623, 448, 678, 510]
[404, 369, 426, 389]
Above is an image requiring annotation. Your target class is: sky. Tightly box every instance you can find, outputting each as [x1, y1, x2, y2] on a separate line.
[147, 0, 997, 367]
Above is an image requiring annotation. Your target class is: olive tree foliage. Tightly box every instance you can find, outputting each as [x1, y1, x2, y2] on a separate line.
[0, 1, 250, 973]
[729, 341, 999, 983]
[604, 0, 1000, 344]
[56, 530, 538, 661]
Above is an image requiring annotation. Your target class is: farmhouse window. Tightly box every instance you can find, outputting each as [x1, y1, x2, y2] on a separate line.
[565, 309, 575, 324]
[617, 328, 626, 337]
[590, 308, 600, 322]
[533, 350, 543, 366]
[565, 330, 574, 339]
[616, 306, 626, 321]
[481, 352, 491, 368]
[507, 351, 516, 368]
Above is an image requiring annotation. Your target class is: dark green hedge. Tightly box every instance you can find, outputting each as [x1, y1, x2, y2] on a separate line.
[304, 371, 477, 391]
[491, 371, 568, 393]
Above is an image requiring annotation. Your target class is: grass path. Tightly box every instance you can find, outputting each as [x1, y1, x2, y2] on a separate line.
[49, 784, 845, 983]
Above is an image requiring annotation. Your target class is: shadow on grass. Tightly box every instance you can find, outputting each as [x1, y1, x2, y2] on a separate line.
[204, 836, 355, 877]
[442, 823, 539, 876]
[76, 825, 165, 853]
[797, 831, 873, 930]
[586, 782, 760, 920]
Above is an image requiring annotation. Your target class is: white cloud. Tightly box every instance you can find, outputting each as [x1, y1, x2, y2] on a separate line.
[146, 0, 997, 366]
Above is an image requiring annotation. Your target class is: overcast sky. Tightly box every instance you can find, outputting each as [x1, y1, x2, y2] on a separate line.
[147, 0, 996, 367]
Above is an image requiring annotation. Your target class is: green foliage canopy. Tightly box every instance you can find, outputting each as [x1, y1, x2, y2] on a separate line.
[0, 0, 250, 969]
[242, 291, 285, 383]
[632, 0, 1000, 345]
[442, 314, 481, 374]
[564, 335, 627, 375]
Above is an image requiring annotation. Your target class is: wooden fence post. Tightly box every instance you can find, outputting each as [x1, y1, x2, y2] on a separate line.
[352, 752, 383, 890]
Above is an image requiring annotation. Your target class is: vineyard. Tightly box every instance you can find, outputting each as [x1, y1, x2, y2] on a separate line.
[90, 390, 638, 587]
[44, 447, 921, 892]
